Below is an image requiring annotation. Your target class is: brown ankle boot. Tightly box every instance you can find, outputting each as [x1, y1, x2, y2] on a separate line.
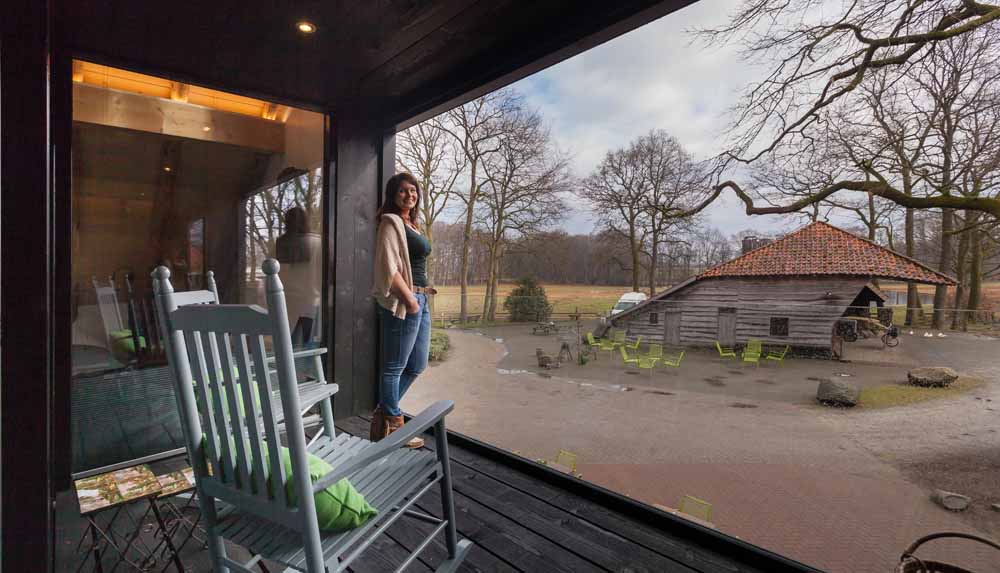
[384, 415, 425, 449]
[369, 406, 388, 442]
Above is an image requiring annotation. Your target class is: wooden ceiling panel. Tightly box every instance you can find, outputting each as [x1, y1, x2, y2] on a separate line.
[58, 0, 697, 125]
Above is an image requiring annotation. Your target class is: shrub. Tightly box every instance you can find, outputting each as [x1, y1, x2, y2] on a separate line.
[503, 277, 552, 322]
[429, 329, 450, 362]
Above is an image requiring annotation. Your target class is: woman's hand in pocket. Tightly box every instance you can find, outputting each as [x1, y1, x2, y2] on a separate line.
[404, 294, 420, 315]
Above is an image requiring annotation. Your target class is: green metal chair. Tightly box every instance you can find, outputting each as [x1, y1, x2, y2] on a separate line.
[619, 346, 639, 368]
[742, 339, 762, 367]
[715, 341, 736, 361]
[585, 332, 602, 360]
[598, 336, 617, 359]
[636, 355, 659, 376]
[624, 336, 642, 352]
[644, 343, 663, 361]
[765, 345, 790, 366]
[611, 330, 626, 349]
[661, 350, 684, 368]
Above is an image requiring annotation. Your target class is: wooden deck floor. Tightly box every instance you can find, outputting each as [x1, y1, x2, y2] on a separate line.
[56, 416, 814, 572]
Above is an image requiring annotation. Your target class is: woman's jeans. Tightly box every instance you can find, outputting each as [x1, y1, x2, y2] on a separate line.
[378, 293, 430, 416]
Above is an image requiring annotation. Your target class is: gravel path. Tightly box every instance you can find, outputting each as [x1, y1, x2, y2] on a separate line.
[402, 328, 1000, 572]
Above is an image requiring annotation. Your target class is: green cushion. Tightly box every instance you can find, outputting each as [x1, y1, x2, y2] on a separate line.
[202, 436, 377, 532]
[194, 378, 261, 420]
[274, 447, 378, 532]
[109, 329, 146, 357]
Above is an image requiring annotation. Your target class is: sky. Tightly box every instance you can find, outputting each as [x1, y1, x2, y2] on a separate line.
[508, 0, 809, 238]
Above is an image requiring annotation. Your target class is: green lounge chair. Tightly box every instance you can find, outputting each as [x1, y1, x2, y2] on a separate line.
[611, 330, 626, 349]
[715, 341, 736, 360]
[765, 345, 790, 366]
[637, 355, 659, 376]
[585, 332, 602, 360]
[599, 337, 617, 359]
[619, 346, 639, 368]
[661, 351, 684, 368]
[741, 342, 761, 367]
[645, 343, 663, 361]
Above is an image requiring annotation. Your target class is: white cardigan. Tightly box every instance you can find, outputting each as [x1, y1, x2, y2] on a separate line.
[372, 213, 413, 319]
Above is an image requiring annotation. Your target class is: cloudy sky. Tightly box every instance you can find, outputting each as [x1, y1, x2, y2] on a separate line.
[509, 0, 809, 237]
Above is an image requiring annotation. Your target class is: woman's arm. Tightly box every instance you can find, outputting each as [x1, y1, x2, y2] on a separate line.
[390, 271, 420, 314]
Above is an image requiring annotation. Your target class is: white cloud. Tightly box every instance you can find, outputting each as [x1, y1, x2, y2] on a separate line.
[511, 0, 797, 235]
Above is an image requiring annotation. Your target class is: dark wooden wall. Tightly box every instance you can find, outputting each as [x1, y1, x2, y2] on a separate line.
[330, 112, 395, 418]
[616, 277, 871, 349]
[1, 0, 61, 568]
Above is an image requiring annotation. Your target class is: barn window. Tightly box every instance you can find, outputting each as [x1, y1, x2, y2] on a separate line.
[649, 312, 658, 324]
[770, 317, 789, 337]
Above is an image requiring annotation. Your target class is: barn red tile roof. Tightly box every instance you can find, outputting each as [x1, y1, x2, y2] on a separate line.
[698, 222, 956, 285]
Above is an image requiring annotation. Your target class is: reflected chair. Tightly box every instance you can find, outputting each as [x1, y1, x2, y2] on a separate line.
[715, 341, 736, 361]
[157, 259, 472, 573]
[741, 340, 762, 367]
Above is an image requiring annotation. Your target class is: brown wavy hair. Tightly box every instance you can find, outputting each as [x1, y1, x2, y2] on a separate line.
[376, 172, 421, 229]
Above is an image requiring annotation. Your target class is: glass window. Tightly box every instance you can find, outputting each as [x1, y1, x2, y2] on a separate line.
[67, 59, 324, 476]
[770, 317, 789, 337]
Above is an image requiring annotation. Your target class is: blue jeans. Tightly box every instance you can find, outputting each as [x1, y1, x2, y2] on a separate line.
[378, 293, 430, 416]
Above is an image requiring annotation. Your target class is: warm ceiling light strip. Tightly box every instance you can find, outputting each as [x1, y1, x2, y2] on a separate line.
[72, 60, 289, 122]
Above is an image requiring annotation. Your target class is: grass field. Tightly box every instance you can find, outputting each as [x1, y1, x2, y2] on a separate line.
[430, 284, 643, 318]
[428, 281, 1000, 326]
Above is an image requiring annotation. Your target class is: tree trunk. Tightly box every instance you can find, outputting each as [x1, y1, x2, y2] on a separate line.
[903, 178, 921, 325]
[950, 217, 970, 330]
[932, 208, 953, 330]
[967, 228, 984, 324]
[867, 191, 877, 241]
[648, 242, 658, 296]
[629, 226, 641, 293]
[459, 165, 477, 322]
[482, 241, 496, 321]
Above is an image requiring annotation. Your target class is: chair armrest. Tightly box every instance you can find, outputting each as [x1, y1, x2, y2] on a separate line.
[268, 347, 329, 362]
[311, 400, 454, 493]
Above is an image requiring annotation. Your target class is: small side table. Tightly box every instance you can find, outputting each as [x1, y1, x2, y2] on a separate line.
[74, 464, 183, 572]
[149, 467, 204, 565]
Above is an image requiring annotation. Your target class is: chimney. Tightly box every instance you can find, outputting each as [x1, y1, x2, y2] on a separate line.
[741, 236, 771, 254]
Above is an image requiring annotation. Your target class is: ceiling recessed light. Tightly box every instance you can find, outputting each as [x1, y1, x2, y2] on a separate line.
[163, 166, 172, 172]
[297, 21, 316, 34]
[202, 125, 212, 132]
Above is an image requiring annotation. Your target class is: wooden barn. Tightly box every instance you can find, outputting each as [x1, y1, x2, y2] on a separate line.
[611, 222, 956, 353]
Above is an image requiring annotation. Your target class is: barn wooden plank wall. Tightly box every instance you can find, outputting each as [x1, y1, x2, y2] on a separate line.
[614, 278, 871, 349]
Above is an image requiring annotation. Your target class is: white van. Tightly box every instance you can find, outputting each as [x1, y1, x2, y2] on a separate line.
[610, 291, 647, 316]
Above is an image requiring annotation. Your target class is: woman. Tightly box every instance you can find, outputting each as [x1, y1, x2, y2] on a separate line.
[371, 172, 435, 447]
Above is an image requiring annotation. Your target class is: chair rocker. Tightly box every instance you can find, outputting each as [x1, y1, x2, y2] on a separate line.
[157, 260, 472, 573]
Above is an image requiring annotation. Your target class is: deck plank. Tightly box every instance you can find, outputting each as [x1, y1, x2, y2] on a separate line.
[337, 417, 700, 573]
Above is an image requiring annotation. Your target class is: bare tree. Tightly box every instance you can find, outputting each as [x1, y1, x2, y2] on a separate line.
[683, 2, 1000, 218]
[441, 90, 514, 321]
[477, 106, 569, 320]
[581, 145, 647, 291]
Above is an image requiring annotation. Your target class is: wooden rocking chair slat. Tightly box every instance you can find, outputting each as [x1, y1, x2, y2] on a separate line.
[154, 260, 471, 572]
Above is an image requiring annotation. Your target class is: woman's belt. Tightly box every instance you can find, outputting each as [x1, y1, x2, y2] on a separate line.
[412, 286, 437, 295]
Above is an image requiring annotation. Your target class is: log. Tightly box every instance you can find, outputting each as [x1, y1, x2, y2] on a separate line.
[931, 490, 970, 511]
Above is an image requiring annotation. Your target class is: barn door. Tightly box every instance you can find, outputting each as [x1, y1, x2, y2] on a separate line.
[663, 309, 681, 346]
[718, 307, 736, 347]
